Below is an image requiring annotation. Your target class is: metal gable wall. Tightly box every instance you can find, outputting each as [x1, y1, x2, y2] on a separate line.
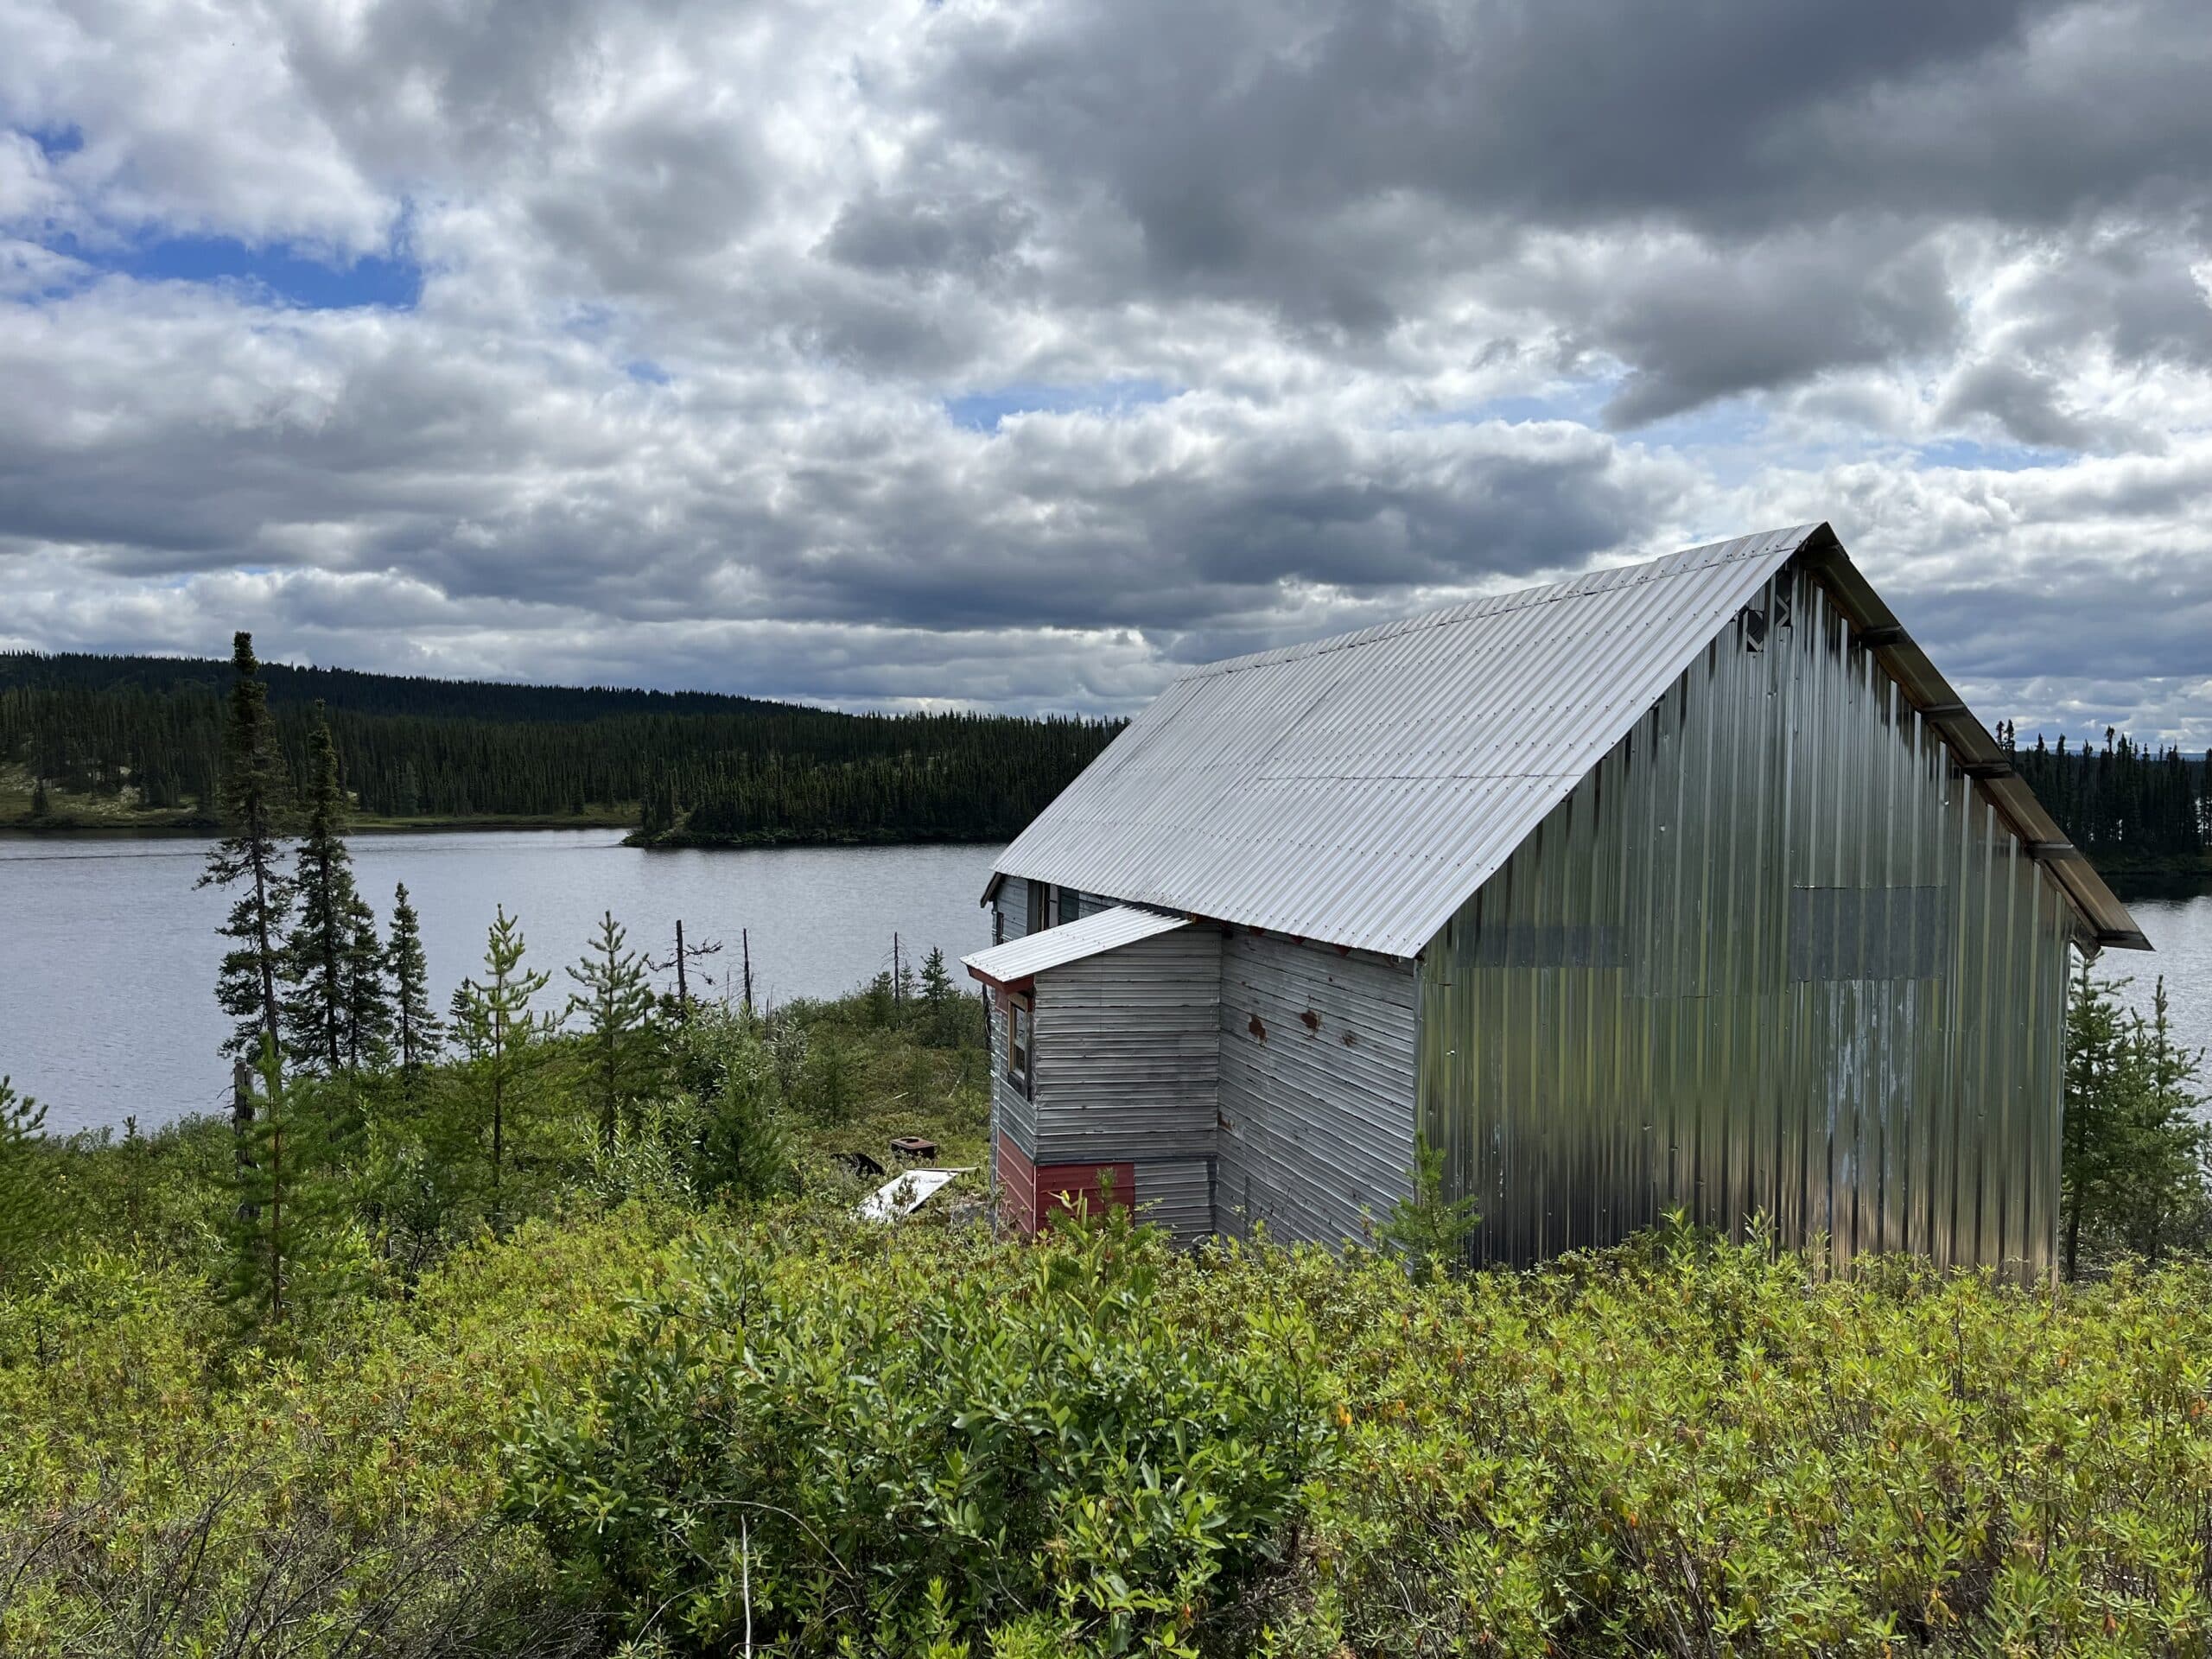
[1418, 571, 2076, 1278]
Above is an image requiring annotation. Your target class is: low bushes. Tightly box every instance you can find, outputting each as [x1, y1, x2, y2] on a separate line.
[1254, 1227, 2212, 1656]
[0, 1208, 690, 1656]
[511, 1214, 1334, 1656]
[515, 1219, 2212, 1658]
[10, 1189, 2212, 1656]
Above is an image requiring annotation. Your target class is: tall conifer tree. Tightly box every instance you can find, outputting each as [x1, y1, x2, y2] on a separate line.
[284, 706, 377, 1074]
[385, 882, 441, 1080]
[199, 633, 292, 1066]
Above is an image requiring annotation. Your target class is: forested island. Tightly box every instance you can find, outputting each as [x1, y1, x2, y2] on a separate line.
[0, 651, 1120, 846]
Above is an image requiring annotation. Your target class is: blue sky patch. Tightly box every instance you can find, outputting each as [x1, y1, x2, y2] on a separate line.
[945, 378, 1175, 433]
[51, 230, 422, 311]
[1915, 437, 2063, 473]
[28, 124, 83, 159]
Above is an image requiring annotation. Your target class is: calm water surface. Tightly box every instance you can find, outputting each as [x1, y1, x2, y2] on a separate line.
[0, 832, 1001, 1135]
[2108, 891, 2212, 1057]
[2, 834, 2207, 1135]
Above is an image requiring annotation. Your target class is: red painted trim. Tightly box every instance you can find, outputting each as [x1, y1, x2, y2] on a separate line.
[995, 1137, 1135, 1236]
[1033, 1160, 1136, 1227]
[996, 1134, 1039, 1235]
[966, 964, 1035, 994]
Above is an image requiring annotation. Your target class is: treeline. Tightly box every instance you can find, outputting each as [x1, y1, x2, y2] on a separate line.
[2005, 723, 2207, 868]
[0, 650, 1121, 841]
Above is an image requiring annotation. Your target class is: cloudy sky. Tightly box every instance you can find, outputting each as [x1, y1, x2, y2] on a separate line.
[3, 0, 2209, 739]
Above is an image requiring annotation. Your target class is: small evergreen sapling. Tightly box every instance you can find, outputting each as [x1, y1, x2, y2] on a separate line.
[1378, 1134, 1480, 1283]
[564, 911, 662, 1148]
[449, 906, 553, 1211]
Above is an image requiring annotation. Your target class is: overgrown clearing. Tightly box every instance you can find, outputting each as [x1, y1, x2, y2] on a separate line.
[7, 1032, 2212, 1656]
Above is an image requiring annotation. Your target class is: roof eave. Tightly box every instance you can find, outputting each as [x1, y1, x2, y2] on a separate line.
[1793, 528, 2151, 951]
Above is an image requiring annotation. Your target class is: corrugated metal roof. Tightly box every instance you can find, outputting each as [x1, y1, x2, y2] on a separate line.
[991, 524, 2147, 957]
[963, 904, 1191, 988]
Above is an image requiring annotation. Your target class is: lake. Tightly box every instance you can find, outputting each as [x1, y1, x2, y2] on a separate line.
[1, 832, 1003, 1135]
[2, 833, 2207, 1136]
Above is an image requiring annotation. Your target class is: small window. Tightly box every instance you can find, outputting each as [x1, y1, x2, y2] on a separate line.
[1057, 886, 1084, 925]
[1007, 999, 1033, 1096]
[1027, 881, 1048, 935]
[993, 907, 1005, 946]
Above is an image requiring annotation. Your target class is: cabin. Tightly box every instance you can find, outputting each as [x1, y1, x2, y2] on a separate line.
[963, 524, 2148, 1275]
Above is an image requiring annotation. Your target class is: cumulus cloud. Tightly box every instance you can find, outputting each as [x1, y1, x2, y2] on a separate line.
[0, 0, 2209, 740]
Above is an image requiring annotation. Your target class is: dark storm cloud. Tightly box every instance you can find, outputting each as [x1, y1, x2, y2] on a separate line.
[2, 0, 2209, 737]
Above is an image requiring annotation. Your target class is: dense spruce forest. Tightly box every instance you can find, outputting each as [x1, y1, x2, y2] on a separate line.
[2005, 721, 2208, 873]
[0, 651, 1121, 844]
[3, 650, 2204, 866]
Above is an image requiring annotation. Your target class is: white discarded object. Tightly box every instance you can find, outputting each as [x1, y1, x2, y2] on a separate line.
[857, 1166, 971, 1222]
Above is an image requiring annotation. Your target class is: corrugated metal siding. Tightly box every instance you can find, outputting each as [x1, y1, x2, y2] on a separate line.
[1217, 931, 1418, 1247]
[988, 526, 2141, 958]
[1417, 570, 2076, 1277]
[1135, 1160, 1214, 1244]
[1031, 925, 1222, 1165]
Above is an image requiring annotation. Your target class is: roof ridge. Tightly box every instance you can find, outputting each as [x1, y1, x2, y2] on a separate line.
[1179, 524, 1820, 683]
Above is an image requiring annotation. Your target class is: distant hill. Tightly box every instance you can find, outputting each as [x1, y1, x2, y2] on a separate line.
[0, 651, 1122, 846]
[0, 651, 796, 723]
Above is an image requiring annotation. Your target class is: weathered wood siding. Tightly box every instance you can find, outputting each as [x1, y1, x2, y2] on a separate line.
[986, 883, 1034, 1183]
[1134, 1160, 1214, 1243]
[1216, 930, 1418, 1247]
[1031, 924, 1222, 1166]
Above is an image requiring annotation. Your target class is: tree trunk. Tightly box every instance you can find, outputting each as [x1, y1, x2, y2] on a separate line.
[232, 1059, 258, 1221]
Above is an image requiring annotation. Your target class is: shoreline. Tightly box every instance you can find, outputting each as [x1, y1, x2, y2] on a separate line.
[0, 814, 636, 839]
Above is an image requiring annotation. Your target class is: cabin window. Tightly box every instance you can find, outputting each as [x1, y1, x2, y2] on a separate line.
[1057, 886, 1084, 925]
[1007, 998, 1033, 1096]
[1027, 881, 1048, 935]
[993, 907, 1005, 947]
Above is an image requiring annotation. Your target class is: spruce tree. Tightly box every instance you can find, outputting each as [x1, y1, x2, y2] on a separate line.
[2061, 964, 2212, 1276]
[343, 905, 394, 1073]
[449, 906, 551, 1212]
[284, 706, 377, 1075]
[918, 945, 957, 1042]
[564, 911, 662, 1147]
[199, 633, 292, 1066]
[385, 882, 442, 1079]
[0, 1077, 54, 1283]
[28, 777, 48, 817]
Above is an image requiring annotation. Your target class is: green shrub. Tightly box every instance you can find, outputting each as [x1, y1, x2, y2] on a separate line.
[0, 1211, 684, 1657]
[510, 1215, 1337, 1656]
[1243, 1230, 2212, 1656]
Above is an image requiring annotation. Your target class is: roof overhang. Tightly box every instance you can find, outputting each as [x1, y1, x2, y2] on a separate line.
[1792, 527, 2151, 951]
[963, 904, 1192, 992]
